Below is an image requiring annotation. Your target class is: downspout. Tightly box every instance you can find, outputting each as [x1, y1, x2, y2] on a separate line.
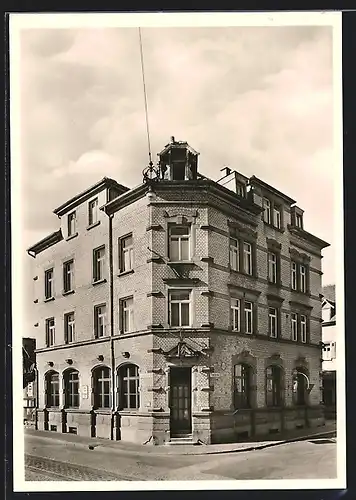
[108, 212, 116, 441]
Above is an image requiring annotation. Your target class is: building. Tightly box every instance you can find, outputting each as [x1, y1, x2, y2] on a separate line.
[321, 285, 336, 418]
[23, 337, 37, 426]
[27, 138, 330, 444]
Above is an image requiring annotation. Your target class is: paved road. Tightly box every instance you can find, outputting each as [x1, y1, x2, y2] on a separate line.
[25, 434, 337, 481]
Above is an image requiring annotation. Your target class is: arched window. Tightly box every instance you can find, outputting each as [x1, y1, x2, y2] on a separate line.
[293, 367, 309, 406]
[45, 371, 59, 407]
[64, 369, 79, 408]
[93, 366, 111, 409]
[118, 364, 140, 410]
[266, 365, 283, 407]
[233, 364, 252, 409]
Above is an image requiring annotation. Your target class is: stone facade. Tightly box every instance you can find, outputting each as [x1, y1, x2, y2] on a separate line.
[28, 140, 329, 445]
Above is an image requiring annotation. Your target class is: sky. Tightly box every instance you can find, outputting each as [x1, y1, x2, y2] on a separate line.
[15, 20, 338, 332]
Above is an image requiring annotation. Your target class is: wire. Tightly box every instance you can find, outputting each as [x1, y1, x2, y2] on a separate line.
[138, 27, 152, 165]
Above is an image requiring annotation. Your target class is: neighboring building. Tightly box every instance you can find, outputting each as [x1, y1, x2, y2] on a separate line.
[23, 337, 37, 426]
[321, 285, 336, 418]
[27, 138, 329, 444]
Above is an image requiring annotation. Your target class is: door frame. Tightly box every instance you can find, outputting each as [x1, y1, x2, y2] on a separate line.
[169, 366, 192, 436]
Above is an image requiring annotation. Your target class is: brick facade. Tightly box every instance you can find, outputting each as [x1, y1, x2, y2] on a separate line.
[28, 141, 329, 445]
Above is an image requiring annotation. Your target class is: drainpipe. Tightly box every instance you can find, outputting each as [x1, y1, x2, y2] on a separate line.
[108, 212, 115, 440]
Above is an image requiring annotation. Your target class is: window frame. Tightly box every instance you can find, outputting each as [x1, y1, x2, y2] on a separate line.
[263, 198, 271, 224]
[94, 304, 106, 338]
[244, 301, 253, 334]
[268, 252, 277, 284]
[233, 363, 252, 409]
[119, 234, 134, 273]
[63, 259, 74, 293]
[266, 365, 283, 407]
[300, 265, 307, 293]
[88, 197, 99, 227]
[93, 366, 111, 410]
[229, 237, 239, 272]
[67, 211, 76, 238]
[45, 371, 60, 408]
[120, 296, 134, 334]
[93, 246, 105, 283]
[243, 242, 253, 275]
[64, 369, 80, 408]
[169, 289, 191, 328]
[291, 312, 298, 341]
[268, 307, 278, 338]
[64, 311, 75, 344]
[231, 298, 241, 332]
[44, 268, 54, 300]
[168, 224, 191, 262]
[300, 314, 307, 343]
[117, 364, 140, 410]
[273, 206, 282, 229]
[45, 317, 55, 347]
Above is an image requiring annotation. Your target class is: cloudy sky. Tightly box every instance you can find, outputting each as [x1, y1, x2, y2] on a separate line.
[14, 17, 338, 331]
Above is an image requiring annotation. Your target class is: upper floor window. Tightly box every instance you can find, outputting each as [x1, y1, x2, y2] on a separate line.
[63, 260, 74, 293]
[266, 365, 283, 407]
[64, 369, 79, 408]
[169, 225, 190, 261]
[291, 260, 308, 293]
[323, 341, 336, 361]
[93, 366, 111, 409]
[67, 212, 76, 238]
[120, 297, 134, 333]
[263, 198, 271, 224]
[300, 314, 307, 343]
[118, 364, 140, 410]
[291, 313, 298, 341]
[169, 289, 191, 327]
[45, 268, 54, 299]
[236, 182, 246, 198]
[268, 252, 277, 284]
[93, 246, 105, 283]
[229, 238, 239, 272]
[64, 312, 75, 344]
[234, 363, 252, 409]
[291, 262, 298, 290]
[45, 318, 55, 347]
[243, 242, 253, 275]
[244, 301, 253, 334]
[45, 371, 59, 407]
[273, 206, 281, 229]
[88, 198, 98, 226]
[231, 298, 241, 332]
[268, 307, 278, 338]
[94, 304, 106, 338]
[300, 265, 307, 293]
[119, 234, 133, 273]
[295, 213, 303, 228]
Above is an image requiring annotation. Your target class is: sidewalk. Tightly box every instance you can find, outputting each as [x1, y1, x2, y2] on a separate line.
[25, 421, 336, 457]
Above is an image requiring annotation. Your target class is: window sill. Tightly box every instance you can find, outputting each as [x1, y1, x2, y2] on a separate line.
[92, 278, 107, 286]
[62, 290, 75, 296]
[66, 232, 78, 242]
[44, 297, 55, 303]
[267, 281, 282, 288]
[86, 221, 100, 231]
[263, 222, 284, 233]
[230, 269, 257, 279]
[168, 260, 195, 265]
[118, 269, 134, 277]
[169, 325, 193, 329]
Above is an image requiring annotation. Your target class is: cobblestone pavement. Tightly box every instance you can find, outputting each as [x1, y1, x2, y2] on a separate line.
[25, 454, 133, 481]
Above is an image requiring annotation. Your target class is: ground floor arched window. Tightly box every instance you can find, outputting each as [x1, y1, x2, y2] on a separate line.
[293, 367, 309, 406]
[233, 363, 252, 409]
[93, 366, 111, 409]
[45, 371, 59, 408]
[118, 364, 140, 410]
[64, 369, 79, 408]
[266, 365, 283, 407]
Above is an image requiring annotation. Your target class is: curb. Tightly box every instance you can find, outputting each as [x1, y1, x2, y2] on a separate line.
[25, 427, 336, 457]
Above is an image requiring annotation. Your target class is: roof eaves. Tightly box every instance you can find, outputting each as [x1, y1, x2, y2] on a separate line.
[27, 229, 63, 257]
[249, 175, 296, 205]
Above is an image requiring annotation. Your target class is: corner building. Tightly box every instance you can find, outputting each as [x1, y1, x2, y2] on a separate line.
[28, 139, 329, 444]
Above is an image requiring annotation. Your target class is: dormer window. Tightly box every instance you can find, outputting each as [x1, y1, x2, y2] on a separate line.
[236, 182, 246, 198]
[295, 214, 303, 228]
[291, 206, 304, 229]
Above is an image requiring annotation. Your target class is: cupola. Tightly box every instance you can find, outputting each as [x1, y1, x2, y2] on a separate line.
[158, 137, 199, 181]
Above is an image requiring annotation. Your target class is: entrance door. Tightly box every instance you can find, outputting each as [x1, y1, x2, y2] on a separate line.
[170, 367, 192, 436]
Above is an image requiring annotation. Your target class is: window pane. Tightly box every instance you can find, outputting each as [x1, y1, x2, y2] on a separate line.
[180, 239, 190, 260]
[170, 239, 179, 261]
[171, 303, 179, 326]
[171, 227, 189, 236]
[129, 395, 137, 409]
[181, 303, 190, 326]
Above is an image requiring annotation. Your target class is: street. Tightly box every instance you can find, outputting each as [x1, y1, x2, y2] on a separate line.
[24, 433, 337, 481]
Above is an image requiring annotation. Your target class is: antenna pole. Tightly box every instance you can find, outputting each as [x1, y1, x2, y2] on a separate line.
[138, 27, 152, 165]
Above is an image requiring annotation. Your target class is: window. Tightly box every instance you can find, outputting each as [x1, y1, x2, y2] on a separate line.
[64, 312, 75, 344]
[295, 213, 303, 228]
[120, 297, 134, 333]
[263, 198, 271, 224]
[169, 226, 190, 261]
[236, 182, 246, 198]
[273, 207, 281, 229]
[229, 238, 239, 271]
[268, 252, 277, 283]
[291, 262, 298, 290]
[244, 301, 253, 334]
[268, 307, 278, 338]
[45, 371, 59, 407]
[234, 364, 251, 409]
[94, 304, 106, 338]
[293, 368, 308, 406]
[119, 234, 133, 273]
[88, 198, 98, 226]
[118, 364, 140, 410]
[93, 246, 105, 282]
[300, 265, 307, 293]
[291, 313, 298, 341]
[231, 299, 240, 332]
[63, 260, 74, 293]
[93, 367, 111, 409]
[266, 365, 283, 407]
[243, 242, 253, 275]
[45, 318, 55, 347]
[169, 290, 191, 327]
[45, 268, 54, 299]
[300, 315, 307, 343]
[67, 212, 76, 237]
[64, 370, 79, 408]
[323, 342, 336, 361]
